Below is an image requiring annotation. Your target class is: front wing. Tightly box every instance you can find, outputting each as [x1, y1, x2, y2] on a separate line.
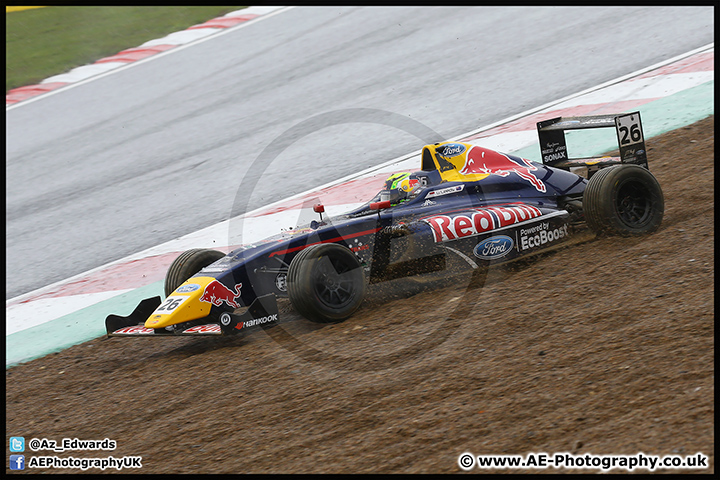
[106, 294, 279, 337]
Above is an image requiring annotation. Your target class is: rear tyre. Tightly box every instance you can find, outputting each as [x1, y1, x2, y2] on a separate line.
[583, 165, 664, 236]
[287, 243, 366, 323]
[164, 248, 225, 297]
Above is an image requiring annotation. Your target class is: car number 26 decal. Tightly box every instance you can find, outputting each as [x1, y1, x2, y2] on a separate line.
[615, 112, 643, 146]
[155, 295, 190, 314]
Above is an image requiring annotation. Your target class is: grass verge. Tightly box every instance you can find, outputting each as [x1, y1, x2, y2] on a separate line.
[6, 6, 246, 92]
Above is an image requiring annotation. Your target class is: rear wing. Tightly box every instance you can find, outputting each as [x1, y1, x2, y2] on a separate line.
[537, 112, 648, 177]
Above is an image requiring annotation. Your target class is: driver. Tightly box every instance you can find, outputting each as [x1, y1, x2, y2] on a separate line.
[380, 172, 421, 205]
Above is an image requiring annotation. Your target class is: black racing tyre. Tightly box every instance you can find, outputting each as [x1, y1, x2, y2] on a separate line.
[287, 243, 366, 323]
[164, 248, 226, 297]
[583, 164, 664, 236]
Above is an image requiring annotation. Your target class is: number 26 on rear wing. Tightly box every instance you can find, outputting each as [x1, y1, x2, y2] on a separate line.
[537, 111, 648, 177]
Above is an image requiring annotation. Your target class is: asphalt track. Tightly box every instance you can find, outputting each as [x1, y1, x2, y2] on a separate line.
[6, 6, 714, 300]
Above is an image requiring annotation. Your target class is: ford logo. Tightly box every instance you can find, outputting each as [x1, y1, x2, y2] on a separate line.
[439, 143, 466, 158]
[473, 236, 514, 260]
[176, 283, 200, 293]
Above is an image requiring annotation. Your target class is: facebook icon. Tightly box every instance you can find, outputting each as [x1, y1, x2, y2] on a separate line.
[10, 454, 25, 470]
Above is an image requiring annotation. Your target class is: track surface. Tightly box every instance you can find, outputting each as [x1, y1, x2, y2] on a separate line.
[5, 116, 714, 474]
[5, 6, 714, 299]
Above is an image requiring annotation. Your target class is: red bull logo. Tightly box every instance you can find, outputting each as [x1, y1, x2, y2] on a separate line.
[113, 326, 155, 335]
[199, 280, 243, 309]
[459, 146, 547, 193]
[424, 204, 542, 242]
[183, 324, 222, 334]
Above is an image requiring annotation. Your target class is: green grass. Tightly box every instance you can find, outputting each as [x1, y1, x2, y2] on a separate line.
[6, 6, 246, 92]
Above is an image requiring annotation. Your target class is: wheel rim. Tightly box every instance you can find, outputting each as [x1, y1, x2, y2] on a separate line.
[616, 179, 652, 227]
[312, 255, 357, 309]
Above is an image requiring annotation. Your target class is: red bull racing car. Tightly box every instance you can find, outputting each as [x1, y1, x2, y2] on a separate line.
[106, 112, 664, 337]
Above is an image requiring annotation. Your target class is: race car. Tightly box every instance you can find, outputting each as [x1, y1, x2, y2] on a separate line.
[106, 112, 664, 337]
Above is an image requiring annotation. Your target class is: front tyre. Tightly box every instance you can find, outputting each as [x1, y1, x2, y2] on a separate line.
[287, 243, 366, 323]
[583, 165, 664, 236]
[164, 248, 226, 297]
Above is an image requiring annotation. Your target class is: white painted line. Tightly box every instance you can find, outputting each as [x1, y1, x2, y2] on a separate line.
[227, 6, 285, 16]
[140, 28, 223, 47]
[41, 62, 129, 84]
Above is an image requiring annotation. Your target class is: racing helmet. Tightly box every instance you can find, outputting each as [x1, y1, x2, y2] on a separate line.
[381, 172, 420, 205]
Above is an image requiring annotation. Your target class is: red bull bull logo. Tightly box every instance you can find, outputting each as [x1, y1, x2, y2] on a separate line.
[459, 146, 547, 193]
[199, 280, 243, 309]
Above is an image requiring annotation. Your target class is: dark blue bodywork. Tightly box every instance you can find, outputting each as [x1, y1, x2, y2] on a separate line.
[200, 154, 587, 313]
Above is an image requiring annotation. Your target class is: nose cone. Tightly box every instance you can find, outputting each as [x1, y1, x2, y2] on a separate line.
[144, 276, 218, 329]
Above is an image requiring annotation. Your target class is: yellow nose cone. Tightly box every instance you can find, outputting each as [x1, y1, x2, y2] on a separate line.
[144, 277, 223, 329]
